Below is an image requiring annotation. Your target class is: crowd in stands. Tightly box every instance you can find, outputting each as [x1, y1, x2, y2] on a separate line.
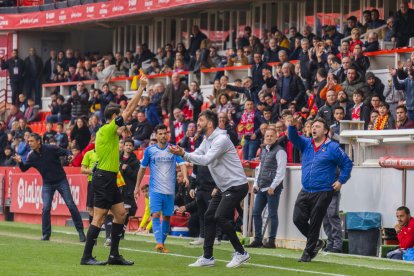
[1, 5, 414, 166]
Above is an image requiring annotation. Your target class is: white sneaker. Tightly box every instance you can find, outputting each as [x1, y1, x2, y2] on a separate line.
[104, 238, 111, 247]
[226, 251, 250, 268]
[214, 238, 221, 245]
[189, 237, 204, 245]
[188, 256, 215, 267]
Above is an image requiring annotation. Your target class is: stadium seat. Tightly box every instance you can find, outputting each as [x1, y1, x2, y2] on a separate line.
[201, 102, 210, 111]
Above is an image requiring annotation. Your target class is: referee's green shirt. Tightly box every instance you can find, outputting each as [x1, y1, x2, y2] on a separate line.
[95, 119, 119, 173]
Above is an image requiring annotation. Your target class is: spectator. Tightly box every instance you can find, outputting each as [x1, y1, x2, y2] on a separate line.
[178, 122, 199, 152]
[289, 37, 302, 60]
[54, 122, 68, 149]
[289, 26, 302, 50]
[386, 206, 414, 260]
[162, 73, 188, 142]
[394, 2, 414, 47]
[18, 94, 28, 114]
[15, 118, 32, 140]
[384, 17, 395, 42]
[362, 32, 380, 53]
[233, 100, 263, 160]
[0, 145, 16, 167]
[115, 86, 128, 106]
[69, 145, 82, 167]
[384, 77, 405, 119]
[24, 98, 40, 123]
[370, 94, 382, 112]
[218, 112, 238, 147]
[274, 30, 291, 50]
[299, 38, 312, 89]
[365, 72, 384, 102]
[209, 47, 222, 67]
[301, 25, 315, 46]
[320, 73, 343, 102]
[6, 105, 24, 130]
[263, 93, 279, 122]
[61, 49, 78, 71]
[337, 41, 351, 61]
[251, 52, 269, 89]
[132, 111, 153, 148]
[373, 102, 395, 130]
[141, 96, 161, 127]
[47, 95, 71, 123]
[215, 93, 233, 114]
[88, 114, 101, 135]
[172, 108, 188, 145]
[368, 110, 379, 130]
[98, 83, 116, 121]
[179, 81, 203, 123]
[226, 76, 260, 106]
[349, 28, 363, 53]
[227, 48, 249, 66]
[43, 122, 57, 144]
[396, 105, 414, 129]
[133, 44, 155, 73]
[362, 10, 373, 31]
[329, 106, 345, 142]
[17, 131, 31, 162]
[263, 38, 287, 63]
[316, 90, 338, 127]
[370, 9, 386, 29]
[189, 25, 208, 57]
[277, 62, 306, 110]
[390, 66, 414, 121]
[1, 49, 25, 105]
[23, 48, 43, 107]
[323, 25, 344, 48]
[145, 58, 161, 75]
[238, 26, 252, 50]
[344, 16, 363, 37]
[70, 118, 91, 151]
[341, 65, 369, 103]
[351, 90, 371, 129]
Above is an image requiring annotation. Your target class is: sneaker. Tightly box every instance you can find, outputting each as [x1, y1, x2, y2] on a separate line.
[245, 240, 263, 248]
[214, 238, 221, 245]
[188, 256, 215, 267]
[312, 239, 325, 257]
[80, 256, 107, 265]
[298, 251, 312, 262]
[226, 251, 250, 268]
[107, 255, 134, 265]
[104, 238, 112, 247]
[189, 237, 204, 245]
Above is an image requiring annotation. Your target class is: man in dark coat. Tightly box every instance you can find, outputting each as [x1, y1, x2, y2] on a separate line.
[1, 49, 25, 105]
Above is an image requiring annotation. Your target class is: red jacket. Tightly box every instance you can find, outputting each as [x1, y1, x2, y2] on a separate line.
[398, 217, 414, 249]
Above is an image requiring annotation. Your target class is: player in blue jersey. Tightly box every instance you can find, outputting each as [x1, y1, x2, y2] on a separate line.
[135, 124, 189, 253]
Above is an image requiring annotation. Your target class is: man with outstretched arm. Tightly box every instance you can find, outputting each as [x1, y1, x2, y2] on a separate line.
[80, 76, 148, 266]
[287, 116, 353, 262]
[169, 110, 250, 268]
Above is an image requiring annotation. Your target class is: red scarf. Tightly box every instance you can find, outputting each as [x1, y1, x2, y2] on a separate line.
[174, 121, 184, 143]
[237, 110, 255, 137]
[189, 136, 195, 152]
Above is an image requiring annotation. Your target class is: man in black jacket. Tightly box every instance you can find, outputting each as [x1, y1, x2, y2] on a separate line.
[132, 111, 153, 148]
[277, 63, 306, 110]
[251, 53, 269, 89]
[12, 133, 85, 242]
[23, 48, 43, 108]
[189, 25, 208, 57]
[394, 2, 414, 47]
[1, 49, 25, 105]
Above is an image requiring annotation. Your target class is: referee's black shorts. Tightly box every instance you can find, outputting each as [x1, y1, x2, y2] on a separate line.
[86, 181, 94, 208]
[92, 169, 124, 210]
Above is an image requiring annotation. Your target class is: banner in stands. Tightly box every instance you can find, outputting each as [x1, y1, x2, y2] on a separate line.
[0, 0, 211, 30]
[9, 173, 87, 215]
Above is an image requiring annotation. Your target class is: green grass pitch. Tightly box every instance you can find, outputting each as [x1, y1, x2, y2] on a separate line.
[0, 221, 413, 275]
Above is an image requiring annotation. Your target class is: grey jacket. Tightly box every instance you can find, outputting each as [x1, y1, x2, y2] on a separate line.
[184, 128, 247, 192]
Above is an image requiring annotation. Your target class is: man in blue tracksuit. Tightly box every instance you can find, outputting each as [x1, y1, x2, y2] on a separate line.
[287, 117, 353, 262]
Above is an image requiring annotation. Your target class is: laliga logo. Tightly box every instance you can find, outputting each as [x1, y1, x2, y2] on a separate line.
[129, 0, 137, 6]
[17, 178, 25, 208]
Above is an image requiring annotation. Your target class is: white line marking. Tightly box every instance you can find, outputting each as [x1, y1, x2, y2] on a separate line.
[120, 247, 348, 276]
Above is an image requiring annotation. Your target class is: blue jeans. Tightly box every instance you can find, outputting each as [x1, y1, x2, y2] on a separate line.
[252, 185, 283, 241]
[243, 138, 260, 160]
[42, 178, 84, 237]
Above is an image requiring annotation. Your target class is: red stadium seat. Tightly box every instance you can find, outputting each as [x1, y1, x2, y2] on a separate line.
[134, 148, 144, 160]
[201, 102, 210, 111]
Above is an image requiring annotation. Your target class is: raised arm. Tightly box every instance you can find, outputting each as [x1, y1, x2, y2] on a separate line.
[121, 77, 148, 123]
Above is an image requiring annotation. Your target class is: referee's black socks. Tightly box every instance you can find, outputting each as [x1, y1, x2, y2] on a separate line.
[82, 225, 100, 259]
[110, 223, 124, 257]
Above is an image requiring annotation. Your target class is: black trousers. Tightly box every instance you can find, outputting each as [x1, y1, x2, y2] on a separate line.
[203, 184, 248, 258]
[293, 189, 334, 254]
[196, 189, 222, 239]
[10, 79, 24, 105]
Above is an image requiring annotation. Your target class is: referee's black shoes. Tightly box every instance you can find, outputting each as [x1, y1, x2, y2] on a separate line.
[80, 257, 107, 265]
[107, 255, 134, 265]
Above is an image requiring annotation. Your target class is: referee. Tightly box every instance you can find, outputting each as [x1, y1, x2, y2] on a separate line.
[81, 76, 147, 266]
[169, 110, 250, 268]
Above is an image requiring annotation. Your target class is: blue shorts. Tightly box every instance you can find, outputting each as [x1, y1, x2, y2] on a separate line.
[149, 191, 174, 216]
